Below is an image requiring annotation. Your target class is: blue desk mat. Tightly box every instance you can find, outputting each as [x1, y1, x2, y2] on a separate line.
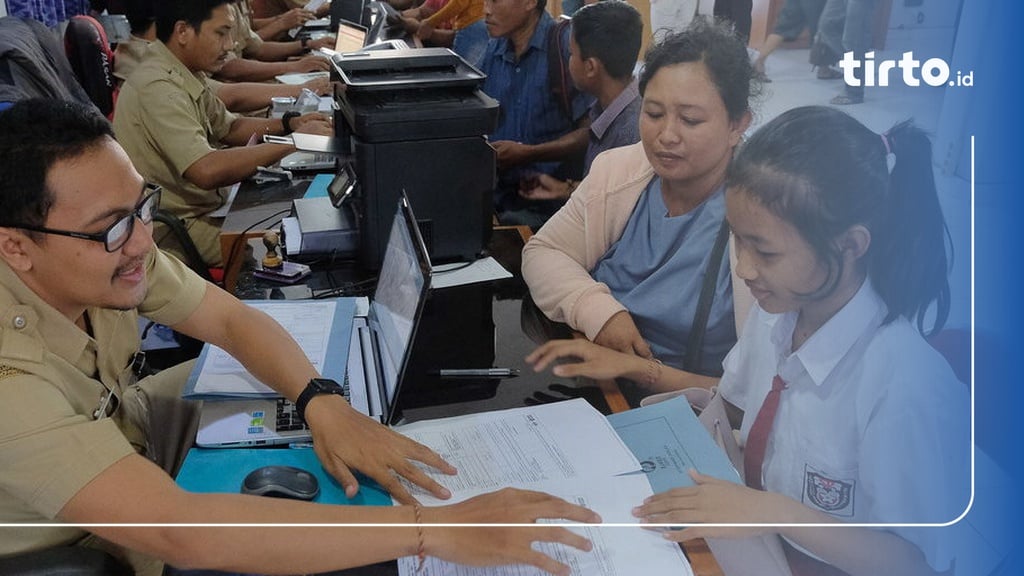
[303, 173, 334, 199]
[176, 447, 392, 506]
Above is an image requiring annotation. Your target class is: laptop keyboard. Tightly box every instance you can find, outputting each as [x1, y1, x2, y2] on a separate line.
[275, 372, 351, 430]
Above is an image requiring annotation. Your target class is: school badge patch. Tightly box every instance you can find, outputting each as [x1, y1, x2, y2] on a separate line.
[803, 465, 855, 517]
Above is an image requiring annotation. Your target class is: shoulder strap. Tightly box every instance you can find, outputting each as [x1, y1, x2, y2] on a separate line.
[546, 18, 576, 121]
[685, 218, 731, 374]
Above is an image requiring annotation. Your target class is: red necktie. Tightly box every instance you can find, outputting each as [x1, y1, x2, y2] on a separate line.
[744, 375, 787, 491]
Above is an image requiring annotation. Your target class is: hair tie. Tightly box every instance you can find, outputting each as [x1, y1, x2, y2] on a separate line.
[880, 132, 895, 174]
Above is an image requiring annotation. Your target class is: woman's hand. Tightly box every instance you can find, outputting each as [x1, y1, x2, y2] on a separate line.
[594, 311, 653, 358]
[519, 173, 573, 201]
[425, 488, 602, 576]
[526, 338, 644, 381]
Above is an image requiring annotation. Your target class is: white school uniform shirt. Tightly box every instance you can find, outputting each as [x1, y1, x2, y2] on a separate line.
[717, 279, 970, 572]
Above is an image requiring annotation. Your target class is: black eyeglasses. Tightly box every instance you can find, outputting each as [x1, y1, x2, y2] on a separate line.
[6, 185, 161, 253]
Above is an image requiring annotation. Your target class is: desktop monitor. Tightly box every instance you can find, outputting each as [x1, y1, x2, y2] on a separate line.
[332, 0, 370, 28]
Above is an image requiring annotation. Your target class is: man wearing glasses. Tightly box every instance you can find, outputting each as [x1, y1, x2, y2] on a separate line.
[0, 99, 600, 574]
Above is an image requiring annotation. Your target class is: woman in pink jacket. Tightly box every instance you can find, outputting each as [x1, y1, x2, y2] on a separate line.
[522, 19, 759, 401]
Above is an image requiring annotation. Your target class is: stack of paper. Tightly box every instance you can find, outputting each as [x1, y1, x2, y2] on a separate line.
[392, 399, 694, 576]
[182, 299, 356, 400]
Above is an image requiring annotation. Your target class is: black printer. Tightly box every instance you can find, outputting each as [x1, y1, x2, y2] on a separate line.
[330, 48, 498, 269]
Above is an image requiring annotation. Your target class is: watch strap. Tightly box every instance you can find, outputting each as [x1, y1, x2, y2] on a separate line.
[295, 378, 344, 422]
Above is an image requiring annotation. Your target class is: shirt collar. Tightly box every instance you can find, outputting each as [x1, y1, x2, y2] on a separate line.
[590, 79, 640, 139]
[495, 12, 554, 61]
[149, 41, 208, 101]
[0, 261, 92, 365]
[771, 278, 886, 386]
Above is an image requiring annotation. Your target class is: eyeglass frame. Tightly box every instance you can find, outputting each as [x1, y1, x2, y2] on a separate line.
[1, 184, 161, 253]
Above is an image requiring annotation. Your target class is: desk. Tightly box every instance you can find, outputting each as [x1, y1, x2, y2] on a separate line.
[216, 205, 722, 575]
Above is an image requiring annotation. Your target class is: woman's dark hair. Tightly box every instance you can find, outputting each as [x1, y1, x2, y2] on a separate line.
[727, 106, 951, 335]
[572, 1, 643, 80]
[638, 17, 760, 122]
[0, 99, 114, 231]
[155, 0, 231, 43]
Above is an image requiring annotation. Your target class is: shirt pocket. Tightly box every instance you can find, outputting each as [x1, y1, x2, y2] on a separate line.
[799, 454, 859, 519]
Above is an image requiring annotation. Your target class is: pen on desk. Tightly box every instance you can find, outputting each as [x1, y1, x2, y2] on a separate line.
[437, 368, 520, 379]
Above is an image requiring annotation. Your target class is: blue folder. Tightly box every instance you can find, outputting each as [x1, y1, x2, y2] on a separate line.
[607, 394, 741, 492]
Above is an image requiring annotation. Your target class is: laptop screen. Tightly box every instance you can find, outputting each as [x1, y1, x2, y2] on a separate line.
[335, 20, 367, 53]
[371, 195, 431, 412]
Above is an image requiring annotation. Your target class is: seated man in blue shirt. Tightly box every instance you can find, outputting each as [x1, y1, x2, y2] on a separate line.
[479, 0, 593, 228]
[518, 0, 643, 203]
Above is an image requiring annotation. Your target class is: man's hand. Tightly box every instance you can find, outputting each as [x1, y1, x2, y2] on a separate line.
[279, 8, 315, 29]
[594, 311, 652, 358]
[289, 55, 331, 73]
[305, 395, 457, 503]
[519, 173, 572, 201]
[292, 113, 334, 136]
[300, 76, 333, 96]
[308, 36, 337, 51]
[425, 488, 601, 576]
[490, 140, 531, 170]
[416, 21, 436, 41]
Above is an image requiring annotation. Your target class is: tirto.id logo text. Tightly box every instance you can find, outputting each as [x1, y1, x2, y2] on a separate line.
[839, 51, 974, 88]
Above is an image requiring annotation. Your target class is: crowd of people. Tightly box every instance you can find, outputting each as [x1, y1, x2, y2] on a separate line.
[0, 1, 969, 575]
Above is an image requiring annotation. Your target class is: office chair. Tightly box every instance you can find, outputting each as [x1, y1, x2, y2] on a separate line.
[152, 210, 219, 284]
[0, 546, 132, 576]
[63, 15, 118, 119]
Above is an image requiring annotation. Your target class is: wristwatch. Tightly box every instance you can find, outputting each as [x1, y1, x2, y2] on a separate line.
[295, 377, 345, 422]
[281, 110, 300, 135]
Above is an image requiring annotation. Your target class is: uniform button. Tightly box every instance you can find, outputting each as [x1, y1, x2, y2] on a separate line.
[12, 316, 27, 330]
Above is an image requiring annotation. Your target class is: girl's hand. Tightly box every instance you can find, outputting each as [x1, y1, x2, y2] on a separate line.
[632, 470, 794, 542]
[526, 339, 643, 381]
[594, 311, 653, 359]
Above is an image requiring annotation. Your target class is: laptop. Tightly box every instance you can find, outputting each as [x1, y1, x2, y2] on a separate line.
[195, 193, 433, 447]
[333, 19, 409, 54]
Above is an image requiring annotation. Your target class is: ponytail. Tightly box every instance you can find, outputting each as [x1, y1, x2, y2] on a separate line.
[871, 121, 951, 335]
[727, 106, 951, 335]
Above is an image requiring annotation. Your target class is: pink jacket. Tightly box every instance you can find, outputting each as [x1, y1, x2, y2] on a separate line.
[522, 142, 753, 341]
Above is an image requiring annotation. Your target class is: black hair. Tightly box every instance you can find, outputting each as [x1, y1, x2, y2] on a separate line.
[727, 106, 951, 335]
[536, 0, 548, 13]
[0, 99, 115, 230]
[126, 0, 156, 35]
[639, 17, 760, 122]
[571, 1, 642, 80]
[154, 0, 231, 43]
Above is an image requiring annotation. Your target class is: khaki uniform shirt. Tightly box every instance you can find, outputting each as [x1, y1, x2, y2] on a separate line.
[0, 249, 206, 572]
[113, 41, 238, 265]
[114, 37, 225, 106]
[231, 1, 265, 58]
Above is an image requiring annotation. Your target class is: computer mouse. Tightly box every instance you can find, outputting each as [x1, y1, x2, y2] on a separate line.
[240, 465, 320, 501]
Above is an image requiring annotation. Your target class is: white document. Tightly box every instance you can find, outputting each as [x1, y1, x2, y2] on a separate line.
[190, 300, 336, 395]
[275, 71, 330, 85]
[395, 399, 640, 504]
[396, 475, 692, 576]
[209, 182, 240, 218]
[431, 257, 512, 289]
[391, 401, 693, 576]
[305, 0, 329, 11]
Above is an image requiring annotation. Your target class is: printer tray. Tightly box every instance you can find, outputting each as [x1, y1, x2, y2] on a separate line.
[330, 47, 485, 91]
[339, 88, 498, 142]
